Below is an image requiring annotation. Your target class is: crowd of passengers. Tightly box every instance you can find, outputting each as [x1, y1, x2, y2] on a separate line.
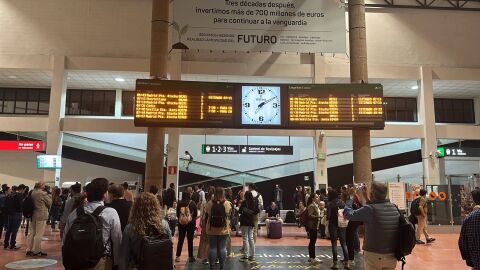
[0, 179, 479, 270]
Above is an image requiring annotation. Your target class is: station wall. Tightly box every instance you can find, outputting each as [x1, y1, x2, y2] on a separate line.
[0, 151, 142, 188]
[0, 1, 479, 68]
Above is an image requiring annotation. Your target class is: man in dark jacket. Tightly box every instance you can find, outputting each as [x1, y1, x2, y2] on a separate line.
[106, 184, 132, 232]
[273, 185, 284, 210]
[344, 182, 400, 270]
[4, 185, 26, 250]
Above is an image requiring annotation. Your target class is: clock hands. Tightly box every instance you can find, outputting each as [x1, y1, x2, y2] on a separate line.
[254, 96, 277, 114]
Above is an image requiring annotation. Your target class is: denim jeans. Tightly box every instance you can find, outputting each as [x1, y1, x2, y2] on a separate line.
[49, 207, 60, 229]
[241, 226, 255, 258]
[329, 224, 349, 262]
[4, 213, 22, 248]
[208, 235, 228, 270]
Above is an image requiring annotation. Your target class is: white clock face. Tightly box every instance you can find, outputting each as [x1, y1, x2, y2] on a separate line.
[241, 86, 281, 125]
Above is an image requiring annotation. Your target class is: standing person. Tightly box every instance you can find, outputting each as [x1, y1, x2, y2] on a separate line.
[197, 186, 215, 265]
[294, 186, 305, 207]
[224, 188, 234, 257]
[4, 185, 26, 250]
[318, 201, 327, 239]
[167, 201, 178, 236]
[295, 201, 306, 228]
[415, 189, 435, 244]
[119, 192, 171, 270]
[344, 182, 400, 270]
[50, 187, 62, 232]
[26, 181, 52, 257]
[63, 178, 122, 270]
[238, 191, 259, 262]
[273, 184, 284, 210]
[59, 183, 82, 239]
[0, 184, 10, 240]
[319, 188, 328, 203]
[459, 189, 480, 270]
[148, 185, 163, 208]
[105, 184, 132, 233]
[304, 187, 312, 208]
[198, 184, 206, 205]
[23, 186, 30, 237]
[345, 190, 362, 264]
[175, 191, 197, 263]
[205, 187, 232, 270]
[183, 151, 193, 171]
[306, 194, 323, 265]
[248, 183, 263, 243]
[191, 185, 201, 204]
[326, 189, 349, 269]
[165, 183, 177, 209]
[122, 182, 134, 203]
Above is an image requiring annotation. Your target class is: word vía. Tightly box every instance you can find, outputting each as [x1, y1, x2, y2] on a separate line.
[238, 34, 277, 44]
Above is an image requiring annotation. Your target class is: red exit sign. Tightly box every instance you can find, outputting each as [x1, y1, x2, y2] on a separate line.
[0, 141, 44, 151]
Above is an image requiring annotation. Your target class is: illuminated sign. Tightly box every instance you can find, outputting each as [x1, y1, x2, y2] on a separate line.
[437, 147, 480, 158]
[0, 141, 44, 151]
[36, 155, 62, 169]
[135, 80, 384, 130]
[202, 144, 293, 155]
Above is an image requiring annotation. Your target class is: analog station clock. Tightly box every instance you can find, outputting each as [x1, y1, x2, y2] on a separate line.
[241, 86, 281, 125]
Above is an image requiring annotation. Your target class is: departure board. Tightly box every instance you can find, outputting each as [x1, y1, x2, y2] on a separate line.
[288, 84, 384, 129]
[135, 80, 235, 127]
[134, 80, 385, 130]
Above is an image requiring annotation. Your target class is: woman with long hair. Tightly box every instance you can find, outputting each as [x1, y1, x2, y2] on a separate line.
[119, 192, 171, 270]
[238, 191, 259, 262]
[176, 191, 198, 263]
[50, 187, 62, 231]
[206, 187, 231, 270]
[197, 186, 216, 264]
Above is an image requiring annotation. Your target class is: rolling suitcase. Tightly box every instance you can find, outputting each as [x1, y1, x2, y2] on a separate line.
[268, 220, 282, 239]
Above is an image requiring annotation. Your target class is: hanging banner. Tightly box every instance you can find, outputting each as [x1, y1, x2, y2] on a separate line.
[172, 0, 346, 53]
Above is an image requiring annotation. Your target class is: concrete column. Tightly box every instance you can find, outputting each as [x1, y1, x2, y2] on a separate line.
[313, 54, 328, 188]
[349, 0, 372, 184]
[418, 66, 440, 185]
[474, 97, 480, 125]
[166, 129, 180, 191]
[44, 56, 67, 187]
[145, 0, 169, 190]
[115, 89, 122, 118]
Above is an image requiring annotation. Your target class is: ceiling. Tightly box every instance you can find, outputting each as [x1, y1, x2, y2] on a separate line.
[0, 68, 478, 98]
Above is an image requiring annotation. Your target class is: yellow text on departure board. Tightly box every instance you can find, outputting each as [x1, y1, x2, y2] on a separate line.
[135, 93, 188, 120]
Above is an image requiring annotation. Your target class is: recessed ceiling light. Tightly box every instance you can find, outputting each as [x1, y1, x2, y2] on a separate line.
[410, 85, 419, 90]
[8, 75, 17, 79]
[115, 77, 125, 82]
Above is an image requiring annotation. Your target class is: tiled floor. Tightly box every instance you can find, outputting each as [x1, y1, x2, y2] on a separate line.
[0, 226, 469, 270]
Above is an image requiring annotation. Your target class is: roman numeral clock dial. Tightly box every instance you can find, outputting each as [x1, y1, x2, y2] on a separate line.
[241, 86, 281, 125]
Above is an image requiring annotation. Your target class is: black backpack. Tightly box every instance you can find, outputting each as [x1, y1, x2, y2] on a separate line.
[22, 191, 34, 219]
[210, 201, 227, 228]
[62, 206, 106, 270]
[137, 230, 174, 270]
[410, 197, 421, 216]
[395, 207, 416, 270]
[285, 211, 296, 223]
[191, 191, 200, 204]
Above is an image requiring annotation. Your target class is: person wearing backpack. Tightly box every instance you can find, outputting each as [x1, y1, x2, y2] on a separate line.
[344, 182, 401, 270]
[205, 187, 232, 270]
[326, 189, 349, 269]
[175, 191, 197, 263]
[306, 194, 323, 265]
[248, 183, 263, 243]
[4, 184, 26, 250]
[238, 191, 259, 262]
[119, 192, 172, 270]
[59, 183, 82, 239]
[25, 181, 52, 257]
[63, 178, 122, 270]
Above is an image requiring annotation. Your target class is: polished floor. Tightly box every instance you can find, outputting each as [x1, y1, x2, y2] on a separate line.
[0, 226, 469, 270]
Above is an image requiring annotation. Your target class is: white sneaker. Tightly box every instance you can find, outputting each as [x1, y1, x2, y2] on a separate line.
[315, 258, 323, 264]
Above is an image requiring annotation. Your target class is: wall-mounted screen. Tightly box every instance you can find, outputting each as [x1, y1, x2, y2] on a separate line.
[134, 80, 385, 130]
[36, 155, 62, 169]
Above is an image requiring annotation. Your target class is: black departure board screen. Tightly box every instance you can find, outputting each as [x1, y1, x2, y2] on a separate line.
[135, 80, 235, 127]
[288, 84, 384, 129]
[134, 80, 385, 130]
